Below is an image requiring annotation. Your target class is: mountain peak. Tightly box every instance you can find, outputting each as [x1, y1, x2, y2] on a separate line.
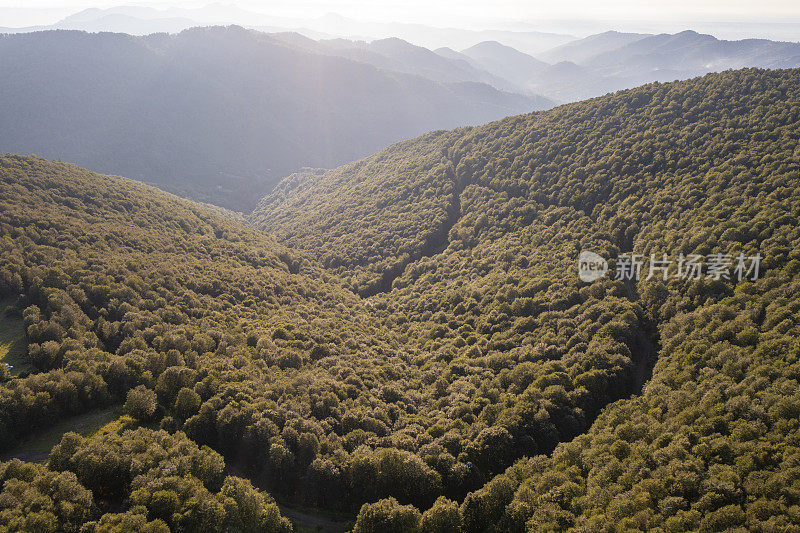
[464, 40, 512, 52]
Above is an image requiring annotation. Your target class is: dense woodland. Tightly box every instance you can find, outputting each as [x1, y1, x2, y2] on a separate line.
[1, 67, 800, 531]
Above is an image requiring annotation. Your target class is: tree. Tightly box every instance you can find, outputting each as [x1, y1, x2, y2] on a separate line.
[124, 385, 157, 422]
[353, 498, 422, 533]
[420, 496, 461, 532]
[174, 387, 201, 421]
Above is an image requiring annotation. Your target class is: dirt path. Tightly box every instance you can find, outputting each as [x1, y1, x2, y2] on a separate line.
[2, 451, 49, 463]
[276, 503, 351, 532]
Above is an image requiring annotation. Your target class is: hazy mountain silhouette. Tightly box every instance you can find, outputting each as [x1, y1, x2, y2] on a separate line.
[0, 26, 550, 211]
[536, 30, 650, 64]
[270, 33, 515, 88]
[589, 30, 800, 75]
[460, 41, 550, 90]
[0, 6, 576, 55]
[481, 30, 800, 102]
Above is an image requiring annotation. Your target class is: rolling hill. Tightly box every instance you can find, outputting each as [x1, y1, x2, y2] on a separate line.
[0, 7, 578, 55]
[0, 153, 384, 529]
[589, 30, 800, 73]
[429, 29, 800, 103]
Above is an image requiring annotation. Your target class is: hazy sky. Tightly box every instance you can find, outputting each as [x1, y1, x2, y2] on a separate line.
[3, 0, 800, 28]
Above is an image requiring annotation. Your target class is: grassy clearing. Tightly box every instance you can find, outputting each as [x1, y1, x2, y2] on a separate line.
[89, 413, 137, 439]
[1, 407, 134, 463]
[0, 298, 30, 376]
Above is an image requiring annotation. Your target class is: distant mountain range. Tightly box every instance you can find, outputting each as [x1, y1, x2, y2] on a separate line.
[536, 30, 650, 64]
[439, 30, 800, 102]
[268, 33, 511, 88]
[272, 29, 800, 105]
[0, 26, 549, 211]
[0, 6, 576, 55]
[2, 14, 800, 210]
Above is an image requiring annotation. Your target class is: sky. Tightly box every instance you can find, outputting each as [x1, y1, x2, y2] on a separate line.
[2, 0, 800, 27]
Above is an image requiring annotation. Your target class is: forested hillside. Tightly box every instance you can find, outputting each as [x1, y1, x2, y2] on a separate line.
[254, 68, 800, 530]
[0, 26, 546, 211]
[2, 67, 800, 531]
[0, 154, 397, 529]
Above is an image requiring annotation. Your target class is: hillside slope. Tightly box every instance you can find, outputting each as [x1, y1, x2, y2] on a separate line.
[0, 26, 547, 211]
[0, 154, 392, 528]
[2, 152, 640, 527]
[253, 67, 800, 530]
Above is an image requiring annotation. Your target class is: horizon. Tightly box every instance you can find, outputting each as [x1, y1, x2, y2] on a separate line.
[2, 1, 800, 41]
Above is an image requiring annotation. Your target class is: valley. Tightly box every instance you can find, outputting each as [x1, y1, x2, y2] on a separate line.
[1, 65, 799, 530]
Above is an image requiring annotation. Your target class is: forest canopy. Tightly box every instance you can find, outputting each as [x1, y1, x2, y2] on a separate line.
[2, 67, 800, 531]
